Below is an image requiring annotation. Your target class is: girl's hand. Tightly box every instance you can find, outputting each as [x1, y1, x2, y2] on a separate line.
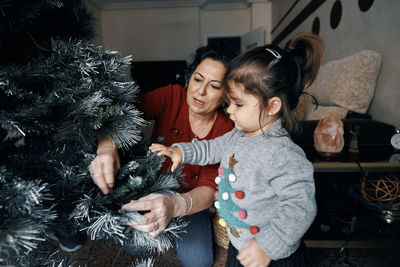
[149, 143, 182, 172]
[122, 193, 183, 238]
[237, 238, 271, 267]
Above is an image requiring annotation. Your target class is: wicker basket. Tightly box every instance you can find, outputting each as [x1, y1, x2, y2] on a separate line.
[361, 173, 400, 206]
[212, 214, 229, 249]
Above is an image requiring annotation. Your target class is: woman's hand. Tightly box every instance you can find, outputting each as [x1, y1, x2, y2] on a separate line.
[89, 138, 120, 194]
[237, 238, 271, 267]
[149, 143, 182, 172]
[122, 193, 184, 238]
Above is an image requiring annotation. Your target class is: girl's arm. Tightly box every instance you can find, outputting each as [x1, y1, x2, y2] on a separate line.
[256, 147, 316, 260]
[150, 130, 233, 171]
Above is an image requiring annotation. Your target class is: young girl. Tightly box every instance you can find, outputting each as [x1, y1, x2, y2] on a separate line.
[150, 33, 323, 267]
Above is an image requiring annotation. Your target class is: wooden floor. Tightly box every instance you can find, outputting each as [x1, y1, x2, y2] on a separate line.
[52, 239, 227, 266]
[49, 238, 400, 267]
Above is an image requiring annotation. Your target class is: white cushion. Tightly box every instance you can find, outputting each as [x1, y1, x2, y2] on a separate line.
[311, 50, 382, 113]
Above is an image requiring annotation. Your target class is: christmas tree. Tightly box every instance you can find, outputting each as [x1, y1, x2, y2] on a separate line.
[0, 1, 185, 265]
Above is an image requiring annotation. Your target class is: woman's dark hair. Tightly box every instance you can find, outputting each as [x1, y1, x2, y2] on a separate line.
[224, 33, 323, 134]
[185, 43, 238, 83]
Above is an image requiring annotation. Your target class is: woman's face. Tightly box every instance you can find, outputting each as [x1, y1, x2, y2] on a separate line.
[186, 58, 226, 116]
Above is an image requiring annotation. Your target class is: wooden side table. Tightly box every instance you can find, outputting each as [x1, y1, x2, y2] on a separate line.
[305, 160, 400, 248]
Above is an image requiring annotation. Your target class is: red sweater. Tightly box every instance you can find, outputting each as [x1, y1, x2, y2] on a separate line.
[139, 84, 233, 191]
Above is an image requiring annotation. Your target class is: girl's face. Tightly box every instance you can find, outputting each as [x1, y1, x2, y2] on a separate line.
[226, 81, 275, 137]
[186, 58, 226, 117]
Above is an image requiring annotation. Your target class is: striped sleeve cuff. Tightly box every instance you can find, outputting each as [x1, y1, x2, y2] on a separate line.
[172, 143, 194, 164]
[256, 227, 300, 260]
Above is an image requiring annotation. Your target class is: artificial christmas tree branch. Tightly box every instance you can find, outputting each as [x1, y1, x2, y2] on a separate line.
[0, 1, 186, 264]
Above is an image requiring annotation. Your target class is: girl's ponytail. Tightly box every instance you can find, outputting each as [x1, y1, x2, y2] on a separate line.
[279, 33, 323, 133]
[285, 33, 323, 90]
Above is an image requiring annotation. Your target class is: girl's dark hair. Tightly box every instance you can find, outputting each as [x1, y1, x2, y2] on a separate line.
[224, 33, 323, 134]
[185, 43, 238, 82]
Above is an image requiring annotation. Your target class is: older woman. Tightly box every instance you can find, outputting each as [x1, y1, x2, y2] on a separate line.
[90, 45, 235, 267]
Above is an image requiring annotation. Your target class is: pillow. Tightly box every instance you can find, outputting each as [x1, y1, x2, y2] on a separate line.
[305, 105, 349, 121]
[295, 87, 349, 120]
[311, 50, 382, 114]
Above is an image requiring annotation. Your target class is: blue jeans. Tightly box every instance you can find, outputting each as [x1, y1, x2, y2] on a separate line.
[176, 209, 214, 267]
[125, 209, 214, 266]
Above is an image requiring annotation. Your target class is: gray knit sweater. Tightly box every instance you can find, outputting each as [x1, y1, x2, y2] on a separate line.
[174, 119, 316, 260]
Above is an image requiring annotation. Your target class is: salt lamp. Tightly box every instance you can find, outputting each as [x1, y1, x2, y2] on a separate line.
[313, 115, 344, 157]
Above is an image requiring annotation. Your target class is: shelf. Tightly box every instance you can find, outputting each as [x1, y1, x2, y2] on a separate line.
[313, 161, 400, 173]
[304, 239, 398, 248]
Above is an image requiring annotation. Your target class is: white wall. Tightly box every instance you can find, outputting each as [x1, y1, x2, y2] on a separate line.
[200, 8, 251, 46]
[251, 2, 272, 44]
[271, 0, 400, 127]
[86, 2, 252, 62]
[100, 7, 200, 61]
[84, 1, 399, 126]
